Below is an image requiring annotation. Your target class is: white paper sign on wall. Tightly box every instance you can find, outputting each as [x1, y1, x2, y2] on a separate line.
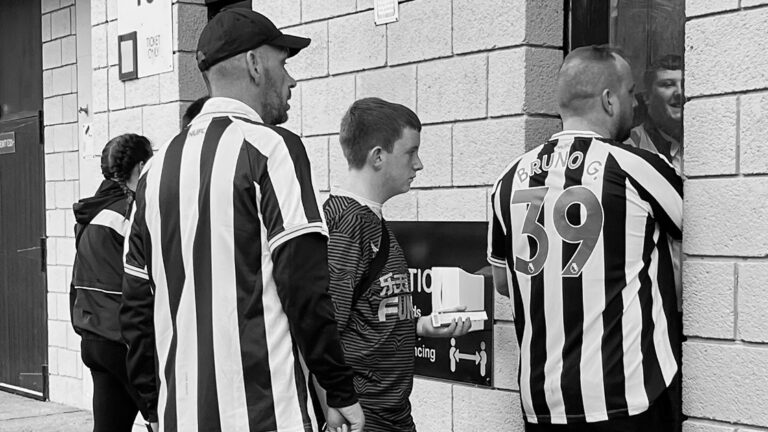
[374, 0, 399, 25]
[117, 0, 173, 80]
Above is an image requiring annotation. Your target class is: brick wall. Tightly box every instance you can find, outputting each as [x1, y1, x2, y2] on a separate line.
[254, 1, 562, 429]
[682, 2, 768, 431]
[42, 0, 208, 419]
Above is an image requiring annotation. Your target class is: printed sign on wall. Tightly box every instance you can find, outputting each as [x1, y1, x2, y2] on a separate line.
[117, 0, 173, 79]
[390, 221, 495, 387]
[0, 131, 15, 155]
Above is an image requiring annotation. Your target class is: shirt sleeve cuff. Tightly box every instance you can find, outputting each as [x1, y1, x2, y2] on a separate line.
[324, 375, 359, 408]
[269, 222, 328, 252]
[488, 255, 506, 267]
[124, 263, 149, 280]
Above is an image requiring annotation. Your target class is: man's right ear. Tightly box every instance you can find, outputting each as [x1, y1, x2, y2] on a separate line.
[601, 89, 615, 117]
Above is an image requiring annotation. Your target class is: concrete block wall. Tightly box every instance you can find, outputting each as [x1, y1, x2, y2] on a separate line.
[89, 0, 206, 159]
[682, 2, 768, 430]
[255, 0, 563, 429]
[42, 0, 91, 410]
[42, 0, 207, 421]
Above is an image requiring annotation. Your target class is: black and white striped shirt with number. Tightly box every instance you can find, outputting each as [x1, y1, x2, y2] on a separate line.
[488, 130, 683, 424]
[122, 98, 345, 432]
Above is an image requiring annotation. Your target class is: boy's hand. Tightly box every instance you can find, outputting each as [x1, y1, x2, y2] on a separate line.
[417, 306, 472, 338]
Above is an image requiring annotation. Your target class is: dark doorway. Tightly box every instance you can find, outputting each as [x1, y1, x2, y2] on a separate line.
[566, 0, 611, 52]
[0, 0, 48, 399]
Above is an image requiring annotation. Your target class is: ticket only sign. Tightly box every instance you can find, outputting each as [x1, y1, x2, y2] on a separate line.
[389, 222, 494, 387]
[117, 0, 173, 79]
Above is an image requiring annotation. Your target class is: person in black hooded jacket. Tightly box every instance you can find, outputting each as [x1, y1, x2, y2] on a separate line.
[70, 133, 153, 432]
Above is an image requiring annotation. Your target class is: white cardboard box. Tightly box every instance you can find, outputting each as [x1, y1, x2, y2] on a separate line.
[430, 267, 487, 331]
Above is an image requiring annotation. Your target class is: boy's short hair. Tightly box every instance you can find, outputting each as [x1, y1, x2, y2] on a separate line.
[339, 97, 421, 169]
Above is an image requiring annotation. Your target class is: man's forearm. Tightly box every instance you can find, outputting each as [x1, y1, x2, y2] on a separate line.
[272, 233, 357, 408]
[120, 275, 158, 422]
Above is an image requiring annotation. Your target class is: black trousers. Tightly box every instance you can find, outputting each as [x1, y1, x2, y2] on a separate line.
[524, 382, 679, 432]
[81, 336, 146, 432]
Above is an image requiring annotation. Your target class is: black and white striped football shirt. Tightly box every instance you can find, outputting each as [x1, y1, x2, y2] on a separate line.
[488, 130, 683, 424]
[121, 98, 355, 432]
[324, 194, 417, 431]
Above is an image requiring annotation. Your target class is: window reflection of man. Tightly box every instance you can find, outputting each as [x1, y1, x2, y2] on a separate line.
[629, 55, 684, 305]
[629, 55, 684, 172]
[628, 54, 685, 432]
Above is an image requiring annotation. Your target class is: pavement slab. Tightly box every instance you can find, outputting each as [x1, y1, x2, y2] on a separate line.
[0, 391, 92, 432]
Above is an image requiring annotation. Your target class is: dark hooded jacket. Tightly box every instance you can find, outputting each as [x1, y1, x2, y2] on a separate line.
[70, 179, 132, 342]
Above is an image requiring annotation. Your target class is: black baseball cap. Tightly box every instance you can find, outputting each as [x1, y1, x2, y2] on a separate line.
[196, 8, 310, 71]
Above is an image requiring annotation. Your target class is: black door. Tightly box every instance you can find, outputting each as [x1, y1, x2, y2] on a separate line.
[0, 112, 47, 398]
[0, 0, 47, 399]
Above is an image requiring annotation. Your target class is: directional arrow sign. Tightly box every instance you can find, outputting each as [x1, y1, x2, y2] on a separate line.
[455, 351, 481, 364]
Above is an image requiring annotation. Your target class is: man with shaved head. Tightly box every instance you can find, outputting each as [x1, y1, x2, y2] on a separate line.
[120, 7, 364, 432]
[488, 45, 682, 431]
[556, 45, 637, 142]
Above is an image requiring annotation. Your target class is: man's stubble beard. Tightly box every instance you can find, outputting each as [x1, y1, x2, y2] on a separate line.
[262, 70, 289, 126]
[615, 112, 633, 142]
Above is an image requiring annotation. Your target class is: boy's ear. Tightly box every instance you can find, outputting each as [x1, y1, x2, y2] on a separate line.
[368, 146, 385, 170]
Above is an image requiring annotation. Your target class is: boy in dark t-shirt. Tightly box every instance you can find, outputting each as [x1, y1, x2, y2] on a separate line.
[322, 98, 471, 431]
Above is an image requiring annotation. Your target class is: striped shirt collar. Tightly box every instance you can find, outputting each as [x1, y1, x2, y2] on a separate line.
[331, 187, 383, 219]
[550, 130, 605, 140]
[193, 97, 264, 124]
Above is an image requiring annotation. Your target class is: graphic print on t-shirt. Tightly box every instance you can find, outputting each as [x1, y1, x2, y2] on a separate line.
[377, 271, 415, 322]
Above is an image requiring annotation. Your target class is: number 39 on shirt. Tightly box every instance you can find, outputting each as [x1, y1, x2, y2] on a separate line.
[512, 186, 603, 278]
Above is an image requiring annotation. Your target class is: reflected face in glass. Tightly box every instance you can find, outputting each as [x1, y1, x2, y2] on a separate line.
[646, 69, 683, 127]
[381, 128, 423, 198]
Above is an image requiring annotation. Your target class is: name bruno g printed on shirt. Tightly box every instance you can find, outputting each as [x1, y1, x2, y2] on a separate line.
[391, 222, 495, 387]
[512, 149, 605, 278]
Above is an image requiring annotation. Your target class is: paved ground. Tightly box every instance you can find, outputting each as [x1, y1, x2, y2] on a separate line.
[0, 391, 92, 432]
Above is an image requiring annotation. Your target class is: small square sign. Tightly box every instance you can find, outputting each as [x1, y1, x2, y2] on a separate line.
[374, 0, 398, 25]
[0, 131, 15, 155]
[118, 32, 138, 81]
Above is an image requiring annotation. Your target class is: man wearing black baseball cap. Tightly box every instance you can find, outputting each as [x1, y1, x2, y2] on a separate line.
[196, 7, 309, 125]
[120, 7, 364, 432]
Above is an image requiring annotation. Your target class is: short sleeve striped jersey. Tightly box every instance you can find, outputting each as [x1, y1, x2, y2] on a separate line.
[487, 130, 683, 424]
[123, 98, 327, 432]
[324, 195, 417, 431]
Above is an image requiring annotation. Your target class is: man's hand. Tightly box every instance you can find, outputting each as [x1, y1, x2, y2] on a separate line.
[417, 306, 473, 338]
[325, 402, 365, 432]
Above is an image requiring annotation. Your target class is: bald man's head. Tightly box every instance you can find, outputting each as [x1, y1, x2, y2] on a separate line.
[557, 45, 636, 141]
[557, 45, 628, 114]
